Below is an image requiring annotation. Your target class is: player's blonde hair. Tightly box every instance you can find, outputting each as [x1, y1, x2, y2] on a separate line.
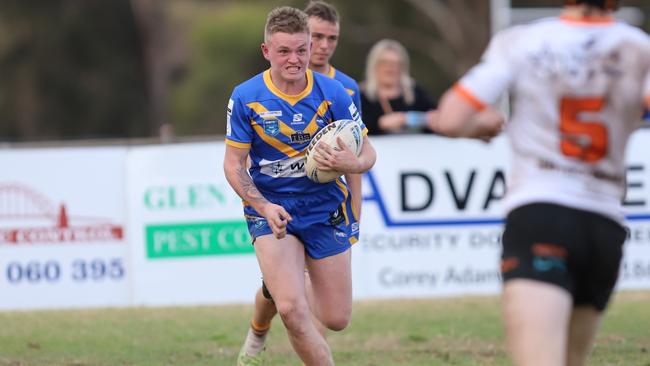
[362, 39, 415, 105]
[264, 6, 309, 42]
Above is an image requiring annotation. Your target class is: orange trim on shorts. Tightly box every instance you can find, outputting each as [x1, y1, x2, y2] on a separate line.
[500, 257, 519, 273]
[453, 84, 487, 111]
[532, 243, 568, 258]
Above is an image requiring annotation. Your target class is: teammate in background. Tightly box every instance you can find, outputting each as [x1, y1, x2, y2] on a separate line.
[305, 0, 363, 218]
[235, 2, 365, 365]
[429, 0, 650, 365]
[225, 6, 376, 366]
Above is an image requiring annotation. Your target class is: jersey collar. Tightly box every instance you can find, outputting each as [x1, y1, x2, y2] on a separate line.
[263, 69, 314, 106]
[326, 65, 336, 79]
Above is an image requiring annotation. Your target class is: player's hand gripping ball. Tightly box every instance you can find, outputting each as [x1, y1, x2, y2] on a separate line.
[305, 119, 363, 183]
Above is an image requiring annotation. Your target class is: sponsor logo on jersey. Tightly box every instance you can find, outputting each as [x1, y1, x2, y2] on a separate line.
[263, 119, 280, 136]
[348, 103, 360, 122]
[259, 110, 282, 118]
[292, 113, 304, 124]
[259, 156, 306, 178]
[226, 99, 234, 136]
[290, 132, 311, 143]
[351, 222, 359, 234]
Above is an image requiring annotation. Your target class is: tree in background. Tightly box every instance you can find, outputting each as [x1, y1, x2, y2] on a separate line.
[1, 0, 647, 141]
[0, 0, 150, 141]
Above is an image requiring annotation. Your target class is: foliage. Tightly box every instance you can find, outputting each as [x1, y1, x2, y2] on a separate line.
[0, 0, 149, 141]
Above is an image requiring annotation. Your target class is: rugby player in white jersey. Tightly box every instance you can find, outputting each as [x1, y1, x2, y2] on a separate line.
[429, 0, 650, 365]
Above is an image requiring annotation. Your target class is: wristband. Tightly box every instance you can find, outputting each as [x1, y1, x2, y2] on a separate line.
[406, 111, 426, 128]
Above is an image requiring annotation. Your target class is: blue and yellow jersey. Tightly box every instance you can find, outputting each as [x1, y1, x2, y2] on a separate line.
[225, 69, 368, 195]
[327, 66, 361, 116]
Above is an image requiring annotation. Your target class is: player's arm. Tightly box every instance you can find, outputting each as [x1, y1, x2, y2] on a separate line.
[315, 82, 376, 175]
[223, 145, 292, 238]
[430, 30, 514, 140]
[343, 136, 376, 218]
[223, 144, 268, 213]
[430, 86, 505, 139]
[223, 91, 291, 238]
[315, 134, 376, 175]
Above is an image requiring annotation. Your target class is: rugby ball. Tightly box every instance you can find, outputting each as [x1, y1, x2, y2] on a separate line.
[305, 119, 363, 183]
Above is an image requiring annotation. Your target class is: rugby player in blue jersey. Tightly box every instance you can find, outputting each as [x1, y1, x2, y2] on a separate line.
[235, 4, 366, 363]
[224, 6, 376, 366]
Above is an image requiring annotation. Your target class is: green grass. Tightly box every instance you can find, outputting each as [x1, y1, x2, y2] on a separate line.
[0, 292, 649, 365]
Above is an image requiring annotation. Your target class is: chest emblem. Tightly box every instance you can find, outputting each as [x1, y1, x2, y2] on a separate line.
[263, 119, 280, 136]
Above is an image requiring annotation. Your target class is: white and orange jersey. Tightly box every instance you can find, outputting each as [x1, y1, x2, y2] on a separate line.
[457, 14, 650, 223]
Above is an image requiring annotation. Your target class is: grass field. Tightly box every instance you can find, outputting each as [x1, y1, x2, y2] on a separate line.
[1, 291, 649, 366]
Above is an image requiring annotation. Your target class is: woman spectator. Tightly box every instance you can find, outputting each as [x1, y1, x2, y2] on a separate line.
[360, 39, 438, 135]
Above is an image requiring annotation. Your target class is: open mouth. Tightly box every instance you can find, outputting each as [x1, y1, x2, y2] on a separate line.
[286, 66, 302, 73]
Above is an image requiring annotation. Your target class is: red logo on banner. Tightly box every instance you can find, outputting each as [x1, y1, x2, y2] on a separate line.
[0, 183, 124, 245]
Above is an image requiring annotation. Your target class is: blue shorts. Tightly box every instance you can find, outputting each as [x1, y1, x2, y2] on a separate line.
[244, 182, 359, 259]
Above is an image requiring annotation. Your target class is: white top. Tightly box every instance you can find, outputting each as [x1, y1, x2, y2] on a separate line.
[457, 15, 650, 223]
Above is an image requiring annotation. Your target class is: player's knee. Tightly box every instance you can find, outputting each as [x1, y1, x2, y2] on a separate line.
[321, 312, 351, 331]
[276, 300, 310, 329]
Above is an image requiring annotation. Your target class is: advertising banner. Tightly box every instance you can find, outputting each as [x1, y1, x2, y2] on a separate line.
[352, 131, 650, 300]
[2, 129, 649, 310]
[0, 147, 128, 310]
[126, 142, 260, 306]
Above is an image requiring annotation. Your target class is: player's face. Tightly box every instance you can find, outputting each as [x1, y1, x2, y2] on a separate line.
[376, 49, 402, 85]
[308, 17, 339, 68]
[262, 31, 311, 83]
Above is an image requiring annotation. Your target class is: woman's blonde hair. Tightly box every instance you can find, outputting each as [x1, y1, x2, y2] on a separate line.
[363, 39, 414, 105]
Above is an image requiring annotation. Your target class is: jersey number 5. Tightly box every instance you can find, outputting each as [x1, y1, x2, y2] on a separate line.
[559, 97, 607, 163]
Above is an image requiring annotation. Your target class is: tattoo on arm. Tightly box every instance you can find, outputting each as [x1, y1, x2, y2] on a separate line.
[236, 165, 268, 204]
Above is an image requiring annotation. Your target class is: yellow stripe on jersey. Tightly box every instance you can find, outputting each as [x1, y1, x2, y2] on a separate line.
[345, 88, 354, 96]
[263, 69, 314, 106]
[246, 102, 297, 138]
[304, 100, 332, 136]
[335, 178, 350, 226]
[250, 119, 304, 158]
[225, 139, 251, 149]
[335, 177, 359, 246]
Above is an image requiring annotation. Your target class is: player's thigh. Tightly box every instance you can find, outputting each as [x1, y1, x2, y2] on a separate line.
[254, 234, 307, 303]
[503, 279, 572, 366]
[305, 248, 352, 317]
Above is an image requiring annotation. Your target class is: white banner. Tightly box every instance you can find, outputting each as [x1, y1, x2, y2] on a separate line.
[353, 131, 650, 299]
[126, 142, 260, 306]
[1, 130, 649, 310]
[0, 147, 128, 310]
